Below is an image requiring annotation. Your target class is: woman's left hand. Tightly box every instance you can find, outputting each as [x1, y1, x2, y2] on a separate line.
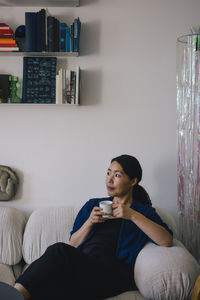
[112, 201, 134, 220]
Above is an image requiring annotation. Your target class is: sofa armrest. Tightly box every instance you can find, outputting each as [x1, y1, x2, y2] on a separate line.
[134, 239, 200, 300]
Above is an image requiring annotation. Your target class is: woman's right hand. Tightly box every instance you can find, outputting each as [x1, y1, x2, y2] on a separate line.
[87, 206, 106, 225]
[70, 206, 106, 248]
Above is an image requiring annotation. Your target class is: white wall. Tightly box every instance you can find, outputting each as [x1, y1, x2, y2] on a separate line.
[0, 0, 199, 217]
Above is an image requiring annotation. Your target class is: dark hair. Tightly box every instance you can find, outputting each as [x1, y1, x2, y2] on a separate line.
[111, 154, 152, 206]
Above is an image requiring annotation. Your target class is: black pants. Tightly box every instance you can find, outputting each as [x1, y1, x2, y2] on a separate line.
[16, 243, 136, 300]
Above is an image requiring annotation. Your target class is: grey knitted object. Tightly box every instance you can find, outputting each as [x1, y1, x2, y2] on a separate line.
[0, 166, 19, 201]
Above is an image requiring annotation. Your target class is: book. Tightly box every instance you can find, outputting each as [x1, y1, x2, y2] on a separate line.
[55, 18, 60, 52]
[70, 71, 76, 104]
[59, 22, 66, 52]
[0, 43, 17, 47]
[0, 38, 16, 44]
[73, 17, 81, 52]
[62, 68, 66, 102]
[47, 16, 60, 52]
[0, 74, 11, 102]
[36, 9, 46, 52]
[0, 34, 14, 38]
[22, 56, 57, 104]
[56, 68, 63, 104]
[65, 69, 71, 103]
[66, 26, 71, 52]
[70, 23, 74, 52]
[75, 66, 80, 104]
[56, 73, 62, 104]
[25, 12, 37, 51]
[0, 47, 19, 51]
[0, 29, 13, 34]
[0, 23, 10, 29]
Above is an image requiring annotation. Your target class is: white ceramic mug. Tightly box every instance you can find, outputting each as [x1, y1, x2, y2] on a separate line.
[99, 200, 113, 217]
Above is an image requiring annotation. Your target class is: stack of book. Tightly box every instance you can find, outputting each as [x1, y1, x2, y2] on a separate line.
[0, 23, 19, 52]
[56, 67, 80, 104]
[25, 9, 81, 53]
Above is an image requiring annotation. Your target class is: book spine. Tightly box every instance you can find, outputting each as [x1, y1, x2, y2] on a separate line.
[75, 66, 80, 104]
[0, 38, 16, 44]
[70, 23, 74, 52]
[36, 12, 40, 52]
[54, 18, 60, 52]
[47, 16, 55, 52]
[66, 26, 70, 52]
[70, 71, 76, 104]
[58, 68, 63, 104]
[59, 22, 66, 52]
[0, 47, 19, 51]
[65, 69, 71, 104]
[0, 43, 17, 47]
[62, 68, 66, 103]
[73, 17, 81, 52]
[25, 12, 37, 52]
[0, 34, 14, 38]
[0, 29, 13, 34]
[39, 9, 46, 52]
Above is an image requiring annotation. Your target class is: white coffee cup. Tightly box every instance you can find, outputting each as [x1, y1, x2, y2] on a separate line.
[99, 200, 113, 217]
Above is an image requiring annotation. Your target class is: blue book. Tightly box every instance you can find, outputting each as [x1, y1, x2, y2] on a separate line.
[66, 26, 70, 52]
[73, 17, 81, 52]
[59, 22, 66, 52]
[25, 12, 37, 52]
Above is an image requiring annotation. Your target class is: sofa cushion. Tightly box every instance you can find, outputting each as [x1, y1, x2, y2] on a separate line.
[0, 206, 26, 265]
[0, 263, 16, 286]
[107, 291, 144, 300]
[134, 239, 200, 300]
[23, 206, 76, 264]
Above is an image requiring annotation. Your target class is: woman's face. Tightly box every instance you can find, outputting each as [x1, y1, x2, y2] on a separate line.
[105, 161, 137, 198]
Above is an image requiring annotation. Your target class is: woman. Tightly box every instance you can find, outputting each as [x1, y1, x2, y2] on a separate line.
[15, 154, 173, 300]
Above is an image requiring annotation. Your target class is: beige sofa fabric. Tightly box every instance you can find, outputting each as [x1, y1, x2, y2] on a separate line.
[0, 207, 26, 265]
[0, 263, 16, 285]
[134, 239, 200, 300]
[155, 207, 178, 238]
[23, 206, 76, 264]
[108, 291, 145, 300]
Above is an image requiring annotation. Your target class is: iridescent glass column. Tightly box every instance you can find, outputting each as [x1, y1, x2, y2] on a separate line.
[177, 34, 200, 260]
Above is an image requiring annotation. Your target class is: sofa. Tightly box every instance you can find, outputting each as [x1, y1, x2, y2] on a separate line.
[0, 205, 199, 300]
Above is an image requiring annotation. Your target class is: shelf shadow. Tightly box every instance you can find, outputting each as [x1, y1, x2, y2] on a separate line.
[79, 0, 100, 6]
[80, 20, 101, 56]
[80, 68, 102, 106]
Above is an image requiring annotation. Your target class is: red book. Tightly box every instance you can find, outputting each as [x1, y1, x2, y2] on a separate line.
[0, 29, 13, 34]
[0, 43, 17, 47]
[0, 34, 14, 38]
[0, 23, 9, 29]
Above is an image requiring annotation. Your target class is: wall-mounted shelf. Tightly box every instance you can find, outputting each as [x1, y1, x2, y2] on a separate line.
[0, 0, 79, 6]
[0, 52, 79, 57]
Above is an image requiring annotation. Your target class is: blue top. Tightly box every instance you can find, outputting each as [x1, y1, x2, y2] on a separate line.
[70, 197, 173, 266]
